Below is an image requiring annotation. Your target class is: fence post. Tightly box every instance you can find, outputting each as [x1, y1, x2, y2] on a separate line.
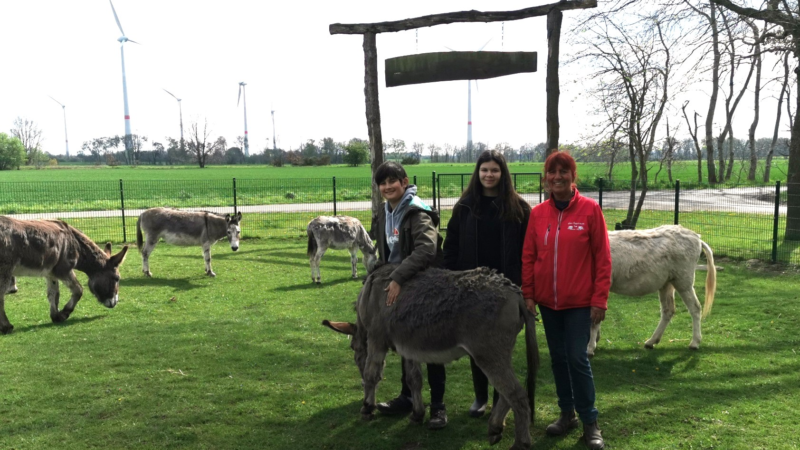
[773, 180, 781, 263]
[119, 179, 127, 243]
[333, 176, 337, 216]
[674, 180, 680, 225]
[539, 173, 543, 204]
[598, 178, 603, 209]
[232, 178, 238, 215]
[413, 175, 417, 186]
[513, 173, 518, 191]
[432, 171, 437, 210]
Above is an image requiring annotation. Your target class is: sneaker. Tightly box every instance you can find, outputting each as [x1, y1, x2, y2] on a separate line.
[376, 395, 413, 415]
[428, 406, 448, 430]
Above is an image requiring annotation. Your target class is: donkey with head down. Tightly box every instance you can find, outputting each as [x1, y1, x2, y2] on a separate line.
[0, 216, 129, 334]
[136, 207, 242, 277]
[324, 264, 539, 450]
[589, 225, 717, 355]
[307, 215, 376, 284]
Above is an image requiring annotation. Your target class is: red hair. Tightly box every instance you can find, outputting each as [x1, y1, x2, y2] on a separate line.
[544, 151, 578, 190]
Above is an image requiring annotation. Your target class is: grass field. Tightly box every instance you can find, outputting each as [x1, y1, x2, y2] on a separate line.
[0, 159, 790, 184]
[0, 239, 797, 450]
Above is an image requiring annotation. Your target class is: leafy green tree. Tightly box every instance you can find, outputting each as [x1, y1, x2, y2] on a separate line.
[0, 133, 26, 170]
[343, 138, 369, 166]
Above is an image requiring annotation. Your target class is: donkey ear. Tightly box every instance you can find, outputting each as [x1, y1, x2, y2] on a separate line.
[322, 320, 356, 336]
[235, 212, 242, 222]
[109, 245, 129, 267]
[104, 242, 113, 256]
[225, 214, 232, 223]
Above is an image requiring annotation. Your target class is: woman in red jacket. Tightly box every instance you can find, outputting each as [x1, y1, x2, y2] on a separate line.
[521, 151, 611, 450]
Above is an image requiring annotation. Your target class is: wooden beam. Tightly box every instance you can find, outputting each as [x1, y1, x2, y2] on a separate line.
[330, 0, 597, 35]
[363, 33, 384, 218]
[386, 51, 537, 87]
[545, 8, 562, 155]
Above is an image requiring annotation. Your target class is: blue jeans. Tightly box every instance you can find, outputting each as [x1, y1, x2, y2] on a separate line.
[539, 305, 598, 424]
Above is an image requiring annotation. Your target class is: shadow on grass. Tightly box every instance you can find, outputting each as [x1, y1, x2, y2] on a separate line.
[272, 277, 363, 292]
[11, 314, 107, 333]
[122, 276, 204, 291]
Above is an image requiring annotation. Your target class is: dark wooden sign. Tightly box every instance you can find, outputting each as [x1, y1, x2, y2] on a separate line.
[385, 51, 538, 87]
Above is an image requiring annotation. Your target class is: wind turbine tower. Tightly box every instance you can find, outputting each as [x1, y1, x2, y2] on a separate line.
[48, 96, 69, 157]
[238, 82, 249, 157]
[163, 89, 184, 144]
[271, 108, 277, 151]
[464, 39, 492, 154]
[109, 0, 137, 162]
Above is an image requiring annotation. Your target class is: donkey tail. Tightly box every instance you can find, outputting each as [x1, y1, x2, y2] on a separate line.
[521, 299, 539, 424]
[700, 240, 716, 319]
[307, 229, 317, 258]
[136, 217, 144, 253]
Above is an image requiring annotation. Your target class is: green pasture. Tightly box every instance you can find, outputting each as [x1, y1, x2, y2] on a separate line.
[0, 239, 797, 450]
[0, 159, 789, 184]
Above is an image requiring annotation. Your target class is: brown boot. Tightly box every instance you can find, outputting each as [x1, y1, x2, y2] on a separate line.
[545, 410, 579, 436]
[583, 421, 604, 449]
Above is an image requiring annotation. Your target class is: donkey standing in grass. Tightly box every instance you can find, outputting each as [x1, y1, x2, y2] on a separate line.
[324, 264, 539, 449]
[589, 225, 717, 355]
[0, 216, 128, 334]
[307, 216, 377, 284]
[136, 207, 241, 277]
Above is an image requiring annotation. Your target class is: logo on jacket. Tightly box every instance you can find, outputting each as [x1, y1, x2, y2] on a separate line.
[567, 222, 585, 231]
[393, 228, 399, 236]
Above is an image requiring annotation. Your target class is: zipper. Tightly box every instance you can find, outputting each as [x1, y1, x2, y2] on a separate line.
[553, 210, 564, 309]
[544, 224, 550, 246]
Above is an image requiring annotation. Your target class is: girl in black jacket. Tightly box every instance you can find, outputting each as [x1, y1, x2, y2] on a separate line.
[442, 150, 531, 418]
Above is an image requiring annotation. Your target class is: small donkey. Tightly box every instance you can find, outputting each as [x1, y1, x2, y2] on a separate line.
[306, 216, 376, 284]
[136, 207, 242, 277]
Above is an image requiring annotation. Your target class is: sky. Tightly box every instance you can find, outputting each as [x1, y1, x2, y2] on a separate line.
[0, 1, 791, 157]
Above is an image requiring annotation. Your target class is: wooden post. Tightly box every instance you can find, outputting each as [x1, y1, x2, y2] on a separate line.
[545, 8, 562, 155]
[364, 32, 384, 218]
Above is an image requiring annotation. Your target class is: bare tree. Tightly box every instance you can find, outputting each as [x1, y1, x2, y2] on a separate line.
[765, 52, 793, 182]
[745, 18, 769, 180]
[186, 119, 212, 168]
[10, 117, 43, 165]
[681, 101, 705, 182]
[710, 0, 800, 238]
[575, 10, 679, 228]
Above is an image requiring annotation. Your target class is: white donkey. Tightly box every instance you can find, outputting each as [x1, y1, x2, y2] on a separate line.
[136, 207, 242, 277]
[307, 216, 377, 284]
[590, 225, 716, 355]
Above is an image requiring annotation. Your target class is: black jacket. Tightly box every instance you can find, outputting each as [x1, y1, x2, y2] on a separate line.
[442, 194, 530, 286]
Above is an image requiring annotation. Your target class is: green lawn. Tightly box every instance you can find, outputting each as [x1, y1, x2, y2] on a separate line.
[0, 159, 789, 184]
[0, 239, 797, 450]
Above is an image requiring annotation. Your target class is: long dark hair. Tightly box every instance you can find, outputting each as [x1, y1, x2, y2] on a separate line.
[457, 150, 527, 222]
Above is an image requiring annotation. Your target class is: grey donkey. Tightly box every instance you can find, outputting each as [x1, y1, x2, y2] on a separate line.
[324, 264, 539, 450]
[307, 215, 376, 284]
[136, 207, 242, 277]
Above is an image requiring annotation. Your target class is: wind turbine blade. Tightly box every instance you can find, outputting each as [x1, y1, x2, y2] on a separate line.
[163, 89, 178, 100]
[237, 85, 242, 107]
[47, 95, 64, 107]
[444, 46, 456, 52]
[478, 38, 492, 51]
[474, 80, 479, 93]
[127, 39, 141, 45]
[109, 0, 125, 36]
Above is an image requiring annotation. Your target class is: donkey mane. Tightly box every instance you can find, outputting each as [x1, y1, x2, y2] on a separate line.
[61, 220, 110, 272]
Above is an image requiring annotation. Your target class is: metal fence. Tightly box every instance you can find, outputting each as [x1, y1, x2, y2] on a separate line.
[2, 175, 799, 265]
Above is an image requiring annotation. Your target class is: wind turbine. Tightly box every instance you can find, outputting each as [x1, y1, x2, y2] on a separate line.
[446, 39, 492, 153]
[109, 0, 138, 162]
[163, 89, 184, 145]
[47, 96, 69, 157]
[237, 82, 249, 157]
[271, 107, 277, 151]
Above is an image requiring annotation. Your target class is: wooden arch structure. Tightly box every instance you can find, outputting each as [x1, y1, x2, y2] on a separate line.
[330, 0, 598, 214]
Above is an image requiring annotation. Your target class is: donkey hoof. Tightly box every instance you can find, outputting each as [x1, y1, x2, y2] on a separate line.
[689, 344, 700, 350]
[206, 271, 216, 278]
[143, 271, 152, 278]
[51, 312, 69, 323]
[7, 286, 18, 294]
[644, 343, 655, 349]
[488, 433, 503, 446]
[0, 324, 13, 335]
[315, 280, 321, 285]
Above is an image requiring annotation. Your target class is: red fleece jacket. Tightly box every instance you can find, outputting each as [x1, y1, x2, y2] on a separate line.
[521, 189, 612, 310]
